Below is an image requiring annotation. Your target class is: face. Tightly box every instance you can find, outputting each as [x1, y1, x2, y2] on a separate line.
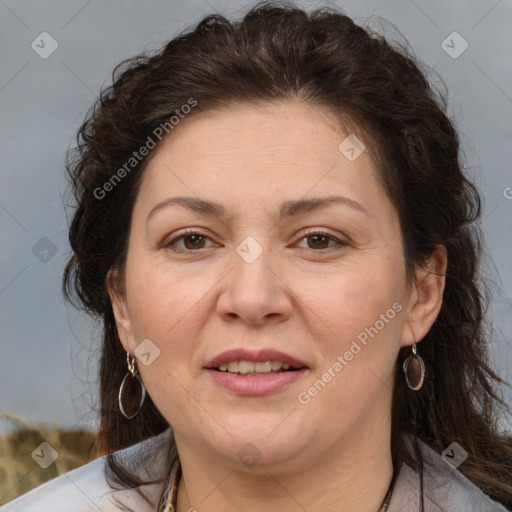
[110, 100, 445, 472]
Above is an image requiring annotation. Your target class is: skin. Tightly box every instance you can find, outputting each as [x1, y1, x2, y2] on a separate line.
[109, 100, 447, 512]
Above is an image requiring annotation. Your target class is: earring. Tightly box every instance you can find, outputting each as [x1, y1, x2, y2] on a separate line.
[118, 352, 146, 419]
[403, 343, 425, 391]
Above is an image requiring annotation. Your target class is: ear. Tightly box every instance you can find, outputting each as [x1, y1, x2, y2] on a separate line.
[400, 244, 448, 347]
[106, 269, 135, 354]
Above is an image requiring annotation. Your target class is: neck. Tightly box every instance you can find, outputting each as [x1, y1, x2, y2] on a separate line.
[175, 420, 394, 512]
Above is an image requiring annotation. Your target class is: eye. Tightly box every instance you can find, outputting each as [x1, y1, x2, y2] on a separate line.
[296, 229, 348, 251]
[163, 228, 348, 253]
[163, 229, 217, 252]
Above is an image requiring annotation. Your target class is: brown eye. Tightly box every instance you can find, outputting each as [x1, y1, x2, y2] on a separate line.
[297, 230, 348, 251]
[164, 230, 215, 252]
[306, 234, 331, 249]
[182, 233, 206, 250]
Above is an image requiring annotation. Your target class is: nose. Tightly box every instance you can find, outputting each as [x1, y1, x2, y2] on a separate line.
[216, 240, 293, 325]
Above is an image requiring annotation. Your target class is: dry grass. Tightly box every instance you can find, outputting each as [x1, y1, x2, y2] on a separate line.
[0, 413, 98, 505]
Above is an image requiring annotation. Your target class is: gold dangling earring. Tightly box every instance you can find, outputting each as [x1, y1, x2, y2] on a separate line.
[118, 352, 146, 419]
[403, 343, 425, 391]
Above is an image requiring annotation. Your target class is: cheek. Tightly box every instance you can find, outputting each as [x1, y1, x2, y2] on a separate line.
[123, 265, 208, 424]
[125, 251, 202, 332]
[297, 268, 404, 426]
[299, 261, 404, 345]
[123, 258, 210, 384]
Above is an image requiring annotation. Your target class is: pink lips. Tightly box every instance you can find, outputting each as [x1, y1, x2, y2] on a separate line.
[204, 348, 309, 396]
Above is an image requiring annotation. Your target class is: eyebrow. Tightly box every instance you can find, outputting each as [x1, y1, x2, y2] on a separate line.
[146, 195, 370, 223]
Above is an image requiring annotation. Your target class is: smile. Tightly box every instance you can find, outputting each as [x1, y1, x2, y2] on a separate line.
[204, 348, 309, 394]
[216, 360, 299, 375]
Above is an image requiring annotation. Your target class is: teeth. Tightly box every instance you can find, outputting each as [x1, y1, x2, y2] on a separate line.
[238, 361, 254, 375]
[217, 360, 296, 375]
[228, 361, 239, 373]
[255, 361, 272, 373]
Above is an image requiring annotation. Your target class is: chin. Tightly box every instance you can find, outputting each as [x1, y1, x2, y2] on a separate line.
[207, 414, 313, 468]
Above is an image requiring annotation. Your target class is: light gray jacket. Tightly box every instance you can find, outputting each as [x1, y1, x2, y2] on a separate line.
[1, 428, 508, 511]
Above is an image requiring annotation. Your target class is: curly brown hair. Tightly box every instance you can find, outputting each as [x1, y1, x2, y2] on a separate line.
[63, 1, 512, 509]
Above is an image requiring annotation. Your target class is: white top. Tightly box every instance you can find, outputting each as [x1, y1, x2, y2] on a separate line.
[1, 428, 508, 511]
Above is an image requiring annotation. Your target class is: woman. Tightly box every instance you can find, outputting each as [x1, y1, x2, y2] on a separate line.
[4, 2, 511, 511]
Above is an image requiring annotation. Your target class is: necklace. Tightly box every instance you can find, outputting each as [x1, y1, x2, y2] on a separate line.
[378, 477, 394, 512]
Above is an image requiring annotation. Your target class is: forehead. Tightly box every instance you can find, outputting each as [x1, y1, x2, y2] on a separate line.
[134, 101, 390, 221]
[156, 101, 344, 164]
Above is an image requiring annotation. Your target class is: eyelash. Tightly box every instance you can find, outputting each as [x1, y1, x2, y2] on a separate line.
[163, 228, 348, 253]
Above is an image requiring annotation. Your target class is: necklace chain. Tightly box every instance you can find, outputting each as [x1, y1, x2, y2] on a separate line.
[378, 481, 393, 512]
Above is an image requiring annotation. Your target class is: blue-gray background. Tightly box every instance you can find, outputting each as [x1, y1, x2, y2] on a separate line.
[1, 0, 511, 434]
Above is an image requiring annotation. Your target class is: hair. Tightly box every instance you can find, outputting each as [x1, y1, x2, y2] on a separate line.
[63, 1, 512, 509]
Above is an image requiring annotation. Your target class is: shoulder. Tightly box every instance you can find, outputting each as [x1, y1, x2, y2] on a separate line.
[389, 436, 509, 512]
[1, 428, 173, 512]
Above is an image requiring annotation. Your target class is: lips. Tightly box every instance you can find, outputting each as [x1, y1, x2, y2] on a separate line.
[204, 348, 308, 371]
[204, 348, 309, 395]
